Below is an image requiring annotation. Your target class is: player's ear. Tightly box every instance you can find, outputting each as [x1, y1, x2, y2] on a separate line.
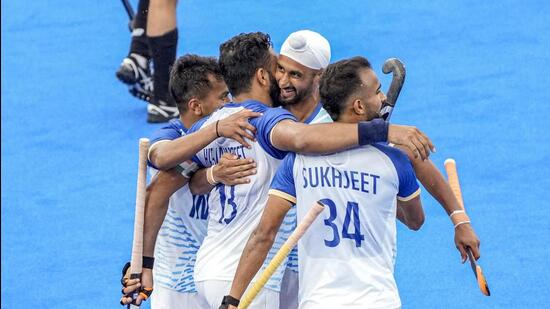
[353, 99, 365, 116]
[256, 68, 268, 87]
[188, 98, 202, 116]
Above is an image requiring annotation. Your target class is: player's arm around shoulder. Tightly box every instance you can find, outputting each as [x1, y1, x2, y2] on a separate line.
[270, 119, 361, 154]
[149, 109, 261, 170]
[271, 118, 435, 160]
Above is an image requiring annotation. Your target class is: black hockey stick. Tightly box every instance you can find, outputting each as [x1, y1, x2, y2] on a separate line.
[121, 0, 135, 31]
[380, 58, 406, 121]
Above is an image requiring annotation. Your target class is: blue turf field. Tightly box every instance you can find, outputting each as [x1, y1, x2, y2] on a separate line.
[2, 1, 550, 308]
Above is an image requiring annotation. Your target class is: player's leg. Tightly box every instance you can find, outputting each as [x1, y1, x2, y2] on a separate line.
[196, 280, 232, 308]
[150, 286, 208, 308]
[116, 0, 153, 102]
[279, 268, 299, 309]
[197, 280, 279, 309]
[146, 0, 179, 123]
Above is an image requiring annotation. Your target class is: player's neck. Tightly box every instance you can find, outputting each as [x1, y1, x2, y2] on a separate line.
[232, 89, 272, 107]
[287, 96, 319, 123]
[179, 113, 198, 130]
[337, 112, 362, 124]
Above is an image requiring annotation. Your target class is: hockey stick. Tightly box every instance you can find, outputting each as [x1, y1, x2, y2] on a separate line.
[121, 0, 135, 31]
[380, 58, 406, 121]
[444, 159, 490, 296]
[127, 138, 150, 308]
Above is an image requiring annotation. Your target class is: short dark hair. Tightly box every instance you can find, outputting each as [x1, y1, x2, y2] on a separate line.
[169, 54, 223, 114]
[218, 32, 273, 96]
[319, 56, 372, 121]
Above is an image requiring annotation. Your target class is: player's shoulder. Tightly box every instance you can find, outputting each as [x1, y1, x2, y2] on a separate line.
[305, 103, 333, 124]
[166, 118, 187, 134]
[149, 118, 186, 143]
[239, 100, 270, 113]
[371, 143, 412, 169]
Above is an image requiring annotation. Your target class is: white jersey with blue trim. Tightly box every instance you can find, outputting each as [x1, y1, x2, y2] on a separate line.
[284, 103, 333, 273]
[269, 144, 420, 309]
[147, 119, 209, 293]
[187, 100, 296, 291]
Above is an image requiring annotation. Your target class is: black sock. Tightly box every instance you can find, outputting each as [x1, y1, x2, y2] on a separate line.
[149, 28, 178, 106]
[129, 0, 150, 58]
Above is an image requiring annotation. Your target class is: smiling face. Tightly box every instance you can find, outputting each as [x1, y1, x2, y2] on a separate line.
[354, 68, 386, 121]
[275, 55, 319, 107]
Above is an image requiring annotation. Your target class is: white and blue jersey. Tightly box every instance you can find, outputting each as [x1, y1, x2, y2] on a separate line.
[147, 119, 209, 293]
[187, 100, 296, 292]
[269, 144, 420, 309]
[283, 103, 332, 273]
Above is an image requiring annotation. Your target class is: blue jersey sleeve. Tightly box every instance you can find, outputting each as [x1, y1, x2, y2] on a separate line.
[148, 120, 186, 169]
[149, 119, 184, 144]
[268, 153, 297, 204]
[372, 144, 420, 200]
[246, 103, 296, 160]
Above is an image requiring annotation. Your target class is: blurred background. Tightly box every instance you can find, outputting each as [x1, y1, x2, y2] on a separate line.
[2, 0, 550, 307]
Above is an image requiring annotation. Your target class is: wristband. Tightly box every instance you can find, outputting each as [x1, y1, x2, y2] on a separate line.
[207, 166, 219, 185]
[143, 256, 155, 269]
[221, 295, 240, 307]
[358, 119, 388, 145]
[454, 220, 471, 229]
[215, 120, 221, 138]
[450, 210, 466, 217]
[450, 211, 470, 226]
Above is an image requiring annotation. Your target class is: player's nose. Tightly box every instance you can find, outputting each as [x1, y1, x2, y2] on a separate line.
[277, 73, 289, 88]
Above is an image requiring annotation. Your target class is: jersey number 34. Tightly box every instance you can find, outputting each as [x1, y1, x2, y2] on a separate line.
[321, 198, 365, 248]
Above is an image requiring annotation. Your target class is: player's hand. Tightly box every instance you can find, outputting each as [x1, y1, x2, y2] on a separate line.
[388, 124, 435, 161]
[120, 262, 141, 305]
[217, 109, 262, 148]
[454, 223, 481, 263]
[213, 153, 257, 185]
[134, 268, 154, 305]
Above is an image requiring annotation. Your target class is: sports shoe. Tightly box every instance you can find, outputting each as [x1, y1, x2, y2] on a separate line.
[116, 53, 153, 102]
[147, 99, 179, 123]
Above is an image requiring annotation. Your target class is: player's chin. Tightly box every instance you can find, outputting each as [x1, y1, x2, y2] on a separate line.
[278, 96, 298, 107]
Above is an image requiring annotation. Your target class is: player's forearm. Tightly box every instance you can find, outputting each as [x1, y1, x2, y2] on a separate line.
[149, 124, 217, 170]
[188, 168, 215, 195]
[143, 170, 188, 256]
[229, 229, 278, 300]
[414, 160, 462, 215]
[295, 123, 359, 153]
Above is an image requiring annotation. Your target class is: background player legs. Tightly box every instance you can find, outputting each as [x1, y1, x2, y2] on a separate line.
[146, 0, 179, 123]
[116, 0, 154, 103]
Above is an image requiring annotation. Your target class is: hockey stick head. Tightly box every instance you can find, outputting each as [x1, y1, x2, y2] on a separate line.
[467, 249, 491, 296]
[380, 58, 406, 121]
